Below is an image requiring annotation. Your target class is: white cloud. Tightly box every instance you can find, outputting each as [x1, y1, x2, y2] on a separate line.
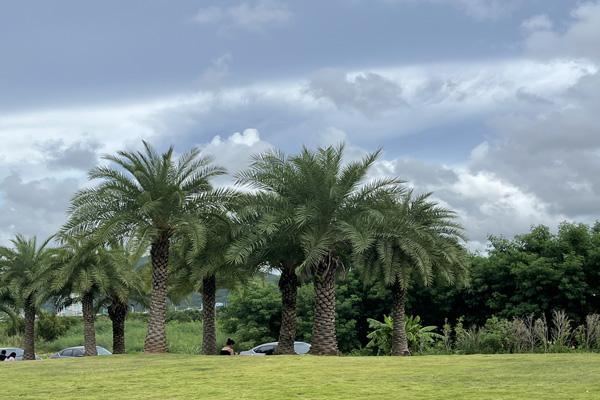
[202, 129, 273, 182]
[524, 1, 600, 61]
[192, 0, 291, 32]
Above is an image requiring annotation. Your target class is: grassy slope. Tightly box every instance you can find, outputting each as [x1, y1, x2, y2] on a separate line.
[2, 354, 600, 399]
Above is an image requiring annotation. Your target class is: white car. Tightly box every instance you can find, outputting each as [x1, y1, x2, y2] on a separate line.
[239, 341, 311, 356]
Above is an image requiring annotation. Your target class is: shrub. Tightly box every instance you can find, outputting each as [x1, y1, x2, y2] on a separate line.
[36, 312, 75, 341]
[166, 309, 201, 323]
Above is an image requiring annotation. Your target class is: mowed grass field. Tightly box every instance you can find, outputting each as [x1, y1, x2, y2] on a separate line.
[2, 353, 599, 399]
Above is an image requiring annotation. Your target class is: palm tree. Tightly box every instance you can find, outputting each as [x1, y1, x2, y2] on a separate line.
[235, 145, 398, 355]
[62, 141, 228, 353]
[357, 191, 469, 356]
[0, 235, 54, 360]
[52, 238, 111, 356]
[100, 244, 148, 354]
[172, 213, 238, 355]
[229, 156, 307, 355]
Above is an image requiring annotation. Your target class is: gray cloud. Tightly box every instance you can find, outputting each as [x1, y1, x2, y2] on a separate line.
[36, 138, 101, 171]
[0, 173, 81, 241]
[307, 69, 406, 117]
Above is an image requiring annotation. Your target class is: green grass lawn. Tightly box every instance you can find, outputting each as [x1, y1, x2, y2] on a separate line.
[2, 353, 599, 399]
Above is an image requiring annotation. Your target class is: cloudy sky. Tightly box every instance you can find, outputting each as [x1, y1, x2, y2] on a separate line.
[1, 0, 599, 251]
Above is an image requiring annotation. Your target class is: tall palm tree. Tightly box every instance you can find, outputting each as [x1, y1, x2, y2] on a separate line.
[0, 235, 54, 360]
[357, 191, 469, 356]
[235, 145, 398, 355]
[100, 244, 148, 354]
[62, 141, 228, 353]
[52, 238, 111, 356]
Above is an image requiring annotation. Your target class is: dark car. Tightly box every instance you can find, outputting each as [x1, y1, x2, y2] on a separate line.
[0, 347, 41, 361]
[50, 346, 112, 358]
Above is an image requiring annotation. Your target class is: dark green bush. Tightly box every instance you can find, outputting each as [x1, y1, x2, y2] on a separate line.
[36, 313, 74, 341]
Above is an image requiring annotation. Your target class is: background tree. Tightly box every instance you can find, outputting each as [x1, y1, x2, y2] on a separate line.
[357, 191, 469, 355]
[62, 141, 228, 353]
[0, 235, 54, 360]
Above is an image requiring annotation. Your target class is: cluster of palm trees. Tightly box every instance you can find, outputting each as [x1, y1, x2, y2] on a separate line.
[0, 141, 468, 360]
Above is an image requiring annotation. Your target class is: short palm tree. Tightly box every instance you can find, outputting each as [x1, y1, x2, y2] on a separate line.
[52, 237, 111, 356]
[235, 145, 398, 355]
[230, 155, 308, 355]
[172, 213, 238, 355]
[62, 141, 228, 353]
[0, 235, 54, 360]
[100, 243, 148, 354]
[357, 191, 469, 355]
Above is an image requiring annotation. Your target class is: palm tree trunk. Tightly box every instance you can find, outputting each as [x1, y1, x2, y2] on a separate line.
[276, 263, 298, 355]
[144, 233, 170, 353]
[391, 278, 410, 356]
[23, 296, 36, 361]
[309, 257, 339, 355]
[82, 291, 98, 356]
[202, 275, 217, 355]
[108, 299, 128, 354]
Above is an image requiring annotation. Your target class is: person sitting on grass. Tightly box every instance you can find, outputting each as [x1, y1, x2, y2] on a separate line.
[220, 338, 235, 355]
[6, 352, 17, 361]
[0, 350, 7, 361]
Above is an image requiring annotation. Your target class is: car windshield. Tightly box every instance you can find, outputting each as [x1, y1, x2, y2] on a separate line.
[97, 347, 111, 355]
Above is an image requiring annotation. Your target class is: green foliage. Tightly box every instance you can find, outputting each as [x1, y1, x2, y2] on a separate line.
[405, 315, 443, 352]
[366, 315, 393, 355]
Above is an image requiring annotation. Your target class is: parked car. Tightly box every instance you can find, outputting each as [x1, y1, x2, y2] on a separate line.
[0, 347, 41, 361]
[239, 341, 311, 356]
[50, 346, 112, 359]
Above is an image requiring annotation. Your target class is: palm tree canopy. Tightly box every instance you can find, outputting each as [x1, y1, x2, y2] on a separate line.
[0, 234, 55, 308]
[51, 237, 112, 300]
[357, 190, 470, 288]
[61, 141, 230, 255]
[233, 144, 401, 274]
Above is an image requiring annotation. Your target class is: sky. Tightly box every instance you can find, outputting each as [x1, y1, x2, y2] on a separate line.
[1, 0, 600, 251]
